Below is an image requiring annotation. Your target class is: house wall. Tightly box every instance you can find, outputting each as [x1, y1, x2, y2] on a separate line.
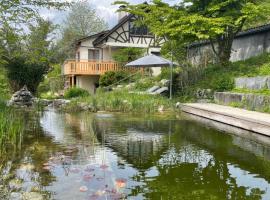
[188, 31, 270, 66]
[77, 38, 102, 61]
[76, 75, 100, 94]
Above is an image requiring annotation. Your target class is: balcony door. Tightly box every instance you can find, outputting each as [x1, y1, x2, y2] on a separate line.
[88, 49, 99, 61]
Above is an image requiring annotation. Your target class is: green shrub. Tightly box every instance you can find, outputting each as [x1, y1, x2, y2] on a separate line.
[99, 70, 129, 87]
[211, 75, 234, 92]
[112, 47, 145, 64]
[134, 78, 155, 91]
[64, 87, 90, 99]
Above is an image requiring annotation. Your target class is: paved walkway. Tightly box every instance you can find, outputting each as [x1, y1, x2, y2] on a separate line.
[181, 103, 270, 136]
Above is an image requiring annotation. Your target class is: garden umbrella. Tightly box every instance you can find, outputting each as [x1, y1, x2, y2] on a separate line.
[125, 54, 174, 67]
[126, 54, 176, 99]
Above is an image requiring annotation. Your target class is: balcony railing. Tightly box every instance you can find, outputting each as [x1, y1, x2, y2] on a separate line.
[63, 60, 139, 75]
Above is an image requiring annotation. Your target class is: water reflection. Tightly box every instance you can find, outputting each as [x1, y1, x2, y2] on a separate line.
[1, 109, 270, 200]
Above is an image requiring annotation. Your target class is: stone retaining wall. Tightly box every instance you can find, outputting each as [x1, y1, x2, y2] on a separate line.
[235, 76, 270, 90]
[214, 92, 270, 111]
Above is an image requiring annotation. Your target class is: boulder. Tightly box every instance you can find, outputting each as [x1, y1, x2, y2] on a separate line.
[160, 79, 170, 87]
[196, 88, 213, 99]
[52, 99, 71, 108]
[147, 86, 160, 93]
[8, 86, 34, 107]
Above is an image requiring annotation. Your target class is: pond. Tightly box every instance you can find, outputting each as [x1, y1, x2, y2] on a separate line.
[1, 109, 270, 200]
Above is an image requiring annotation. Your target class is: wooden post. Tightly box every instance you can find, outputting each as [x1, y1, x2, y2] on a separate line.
[71, 75, 75, 87]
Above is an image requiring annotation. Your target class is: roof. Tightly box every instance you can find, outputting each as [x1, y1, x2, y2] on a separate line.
[75, 30, 109, 46]
[93, 14, 134, 46]
[188, 23, 270, 48]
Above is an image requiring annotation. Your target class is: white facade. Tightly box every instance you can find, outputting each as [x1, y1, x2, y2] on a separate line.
[69, 14, 165, 94]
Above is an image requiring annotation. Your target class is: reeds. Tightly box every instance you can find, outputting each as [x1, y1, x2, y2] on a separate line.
[0, 100, 24, 151]
[64, 89, 175, 113]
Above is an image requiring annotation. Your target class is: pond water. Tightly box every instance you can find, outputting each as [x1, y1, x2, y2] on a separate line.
[1, 109, 270, 200]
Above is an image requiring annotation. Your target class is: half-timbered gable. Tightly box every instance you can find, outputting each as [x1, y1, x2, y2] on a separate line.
[93, 14, 165, 49]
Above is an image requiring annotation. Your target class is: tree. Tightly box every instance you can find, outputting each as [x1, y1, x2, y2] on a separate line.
[0, 0, 70, 65]
[4, 19, 56, 94]
[0, 0, 69, 25]
[115, 0, 269, 66]
[112, 47, 145, 64]
[56, 1, 108, 61]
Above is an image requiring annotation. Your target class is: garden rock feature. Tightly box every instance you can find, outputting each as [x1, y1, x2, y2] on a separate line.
[8, 86, 34, 107]
[52, 99, 71, 108]
[196, 89, 213, 99]
[160, 79, 170, 87]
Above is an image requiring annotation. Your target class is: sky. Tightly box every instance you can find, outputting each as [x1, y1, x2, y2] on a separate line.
[39, 0, 180, 28]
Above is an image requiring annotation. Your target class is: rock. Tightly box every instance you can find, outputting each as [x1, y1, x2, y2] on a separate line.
[38, 99, 53, 107]
[160, 79, 170, 87]
[10, 192, 23, 200]
[158, 105, 164, 112]
[52, 99, 71, 108]
[22, 192, 43, 200]
[176, 102, 182, 108]
[147, 86, 160, 93]
[9, 179, 23, 190]
[8, 86, 34, 107]
[151, 87, 169, 95]
[196, 88, 213, 99]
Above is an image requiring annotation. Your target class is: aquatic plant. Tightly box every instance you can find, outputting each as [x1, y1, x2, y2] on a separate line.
[0, 100, 24, 151]
[63, 89, 175, 113]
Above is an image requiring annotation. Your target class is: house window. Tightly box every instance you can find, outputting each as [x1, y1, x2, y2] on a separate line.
[88, 49, 100, 61]
[129, 20, 150, 35]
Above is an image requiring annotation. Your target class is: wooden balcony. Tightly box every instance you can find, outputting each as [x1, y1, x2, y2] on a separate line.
[63, 60, 139, 76]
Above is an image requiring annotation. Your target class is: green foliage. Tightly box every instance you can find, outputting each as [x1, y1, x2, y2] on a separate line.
[115, 0, 269, 65]
[232, 88, 270, 96]
[112, 47, 145, 64]
[134, 78, 155, 91]
[0, 0, 69, 24]
[55, 1, 108, 61]
[2, 18, 56, 94]
[211, 75, 234, 92]
[5, 55, 49, 94]
[0, 67, 10, 99]
[99, 70, 130, 87]
[192, 54, 270, 91]
[63, 89, 175, 113]
[0, 102, 24, 150]
[64, 87, 90, 99]
[38, 65, 65, 96]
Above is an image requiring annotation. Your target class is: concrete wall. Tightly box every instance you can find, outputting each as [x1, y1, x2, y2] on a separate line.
[214, 92, 270, 112]
[188, 31, 270, 65]
[76, 75, 100, 94]
[235, 76, 270, 90]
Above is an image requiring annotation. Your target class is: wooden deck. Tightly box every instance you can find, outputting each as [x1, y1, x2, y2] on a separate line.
[181, 103, 270, 136]
[63, 60, 139, 76]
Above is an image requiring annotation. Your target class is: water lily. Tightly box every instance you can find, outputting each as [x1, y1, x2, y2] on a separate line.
[100, 164, 108, 170]
[79, 186, 88, 192]
[115, 178, 127, 188]
[70, 167, 80, 173]
[83, 174, 93, 181]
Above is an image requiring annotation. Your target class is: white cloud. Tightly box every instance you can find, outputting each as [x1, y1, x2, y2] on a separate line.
[41, 0, 181, 28]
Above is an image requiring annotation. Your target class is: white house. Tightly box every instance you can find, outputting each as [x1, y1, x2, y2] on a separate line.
[63, 10, 165, 94]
